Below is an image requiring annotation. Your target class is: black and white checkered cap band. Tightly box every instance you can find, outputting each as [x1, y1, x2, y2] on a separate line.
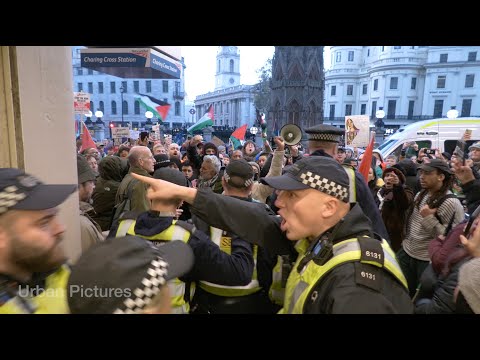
[308, 133, 341, 142]
[0, 186, 27, 215]
[223, 173, 254, 187]
[113, 256, 168, 314]
[300, 171, 348, 202]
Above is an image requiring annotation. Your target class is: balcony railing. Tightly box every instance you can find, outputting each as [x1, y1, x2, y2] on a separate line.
[173, 90, 185, 100]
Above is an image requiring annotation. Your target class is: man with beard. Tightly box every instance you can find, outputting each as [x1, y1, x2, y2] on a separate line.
[0, 169, 76, 313]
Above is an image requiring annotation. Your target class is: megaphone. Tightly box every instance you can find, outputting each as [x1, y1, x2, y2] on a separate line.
[280, 124, 302, 146]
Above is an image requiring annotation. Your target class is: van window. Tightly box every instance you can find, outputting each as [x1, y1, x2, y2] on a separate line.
[445, 139, 480, 157]
[391, 140, 432, 159]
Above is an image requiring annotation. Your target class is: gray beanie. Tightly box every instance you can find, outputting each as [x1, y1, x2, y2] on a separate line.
[458, 258, 480, 314]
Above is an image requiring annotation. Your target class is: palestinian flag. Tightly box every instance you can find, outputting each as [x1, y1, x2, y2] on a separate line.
[135, 94, 171, 123]
[187, 105, 214, 133]
[229, 124, 247, 149]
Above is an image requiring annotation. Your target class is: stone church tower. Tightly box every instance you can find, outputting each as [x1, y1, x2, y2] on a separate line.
[268, 46, 324, 134]
[215, 46, 240, 91]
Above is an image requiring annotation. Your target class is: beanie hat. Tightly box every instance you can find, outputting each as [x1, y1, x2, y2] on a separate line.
[77, 155, 96, 184]
[248, 161, 261, 175]
[457, 258, 480, 314]
[383, 167, 406, 185]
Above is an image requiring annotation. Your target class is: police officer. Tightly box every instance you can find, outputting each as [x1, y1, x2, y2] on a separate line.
[301, 124, 389, 241]
[131, 157, 413, 313]
[0, 169, 76, 314]
[110, 167, 255, 314]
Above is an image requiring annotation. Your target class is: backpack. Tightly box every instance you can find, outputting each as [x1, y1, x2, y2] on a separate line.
[110, 178, 138, 228]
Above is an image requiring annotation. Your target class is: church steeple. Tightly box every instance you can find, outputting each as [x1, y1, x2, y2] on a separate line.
[215, 46, 240, 90]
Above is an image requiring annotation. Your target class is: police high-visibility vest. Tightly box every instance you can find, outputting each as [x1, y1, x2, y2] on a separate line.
[0, 265, 70, 314]
[282, 236, 407, 314]
[198, 227, 261, 297]
[115, 218, 192, 314]
[342, 165, 357, 203]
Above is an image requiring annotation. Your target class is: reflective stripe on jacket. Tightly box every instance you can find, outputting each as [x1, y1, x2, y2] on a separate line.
[283, 237, 407, 314]
[115, 219, 192, 314]
[199, 226, 261, 297]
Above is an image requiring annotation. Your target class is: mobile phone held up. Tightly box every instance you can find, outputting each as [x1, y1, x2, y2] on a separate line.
[454, 140, 468, 165]
[464, 204, 480, 236]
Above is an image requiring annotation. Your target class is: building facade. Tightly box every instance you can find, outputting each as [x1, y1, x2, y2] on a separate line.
[194, 46, 256, 129]
[71, 46, 187, 131]
[324, 46, 480, 129]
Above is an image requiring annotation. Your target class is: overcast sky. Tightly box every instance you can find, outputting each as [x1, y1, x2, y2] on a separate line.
[181, 46, 331, 102]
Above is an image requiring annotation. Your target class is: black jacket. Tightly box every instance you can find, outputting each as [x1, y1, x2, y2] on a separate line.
[190, 190, 413, 313]
[127, 211, 255, 286]
[309, 149, 390, 241]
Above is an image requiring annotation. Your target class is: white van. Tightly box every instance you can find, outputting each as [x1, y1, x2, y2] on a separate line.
[377, 117, 480, 160]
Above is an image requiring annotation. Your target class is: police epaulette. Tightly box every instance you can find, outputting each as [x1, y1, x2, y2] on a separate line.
[175, 220, 196, 234]
[119, 210, 142, 221]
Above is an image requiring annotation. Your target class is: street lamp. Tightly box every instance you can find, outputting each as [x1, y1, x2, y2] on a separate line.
[374, 107, 386, 145]
[94, 110, 104, 141]
[120, 85, 125, 127]
[447, 106, 459, 119]
[145, 110, 153, 131]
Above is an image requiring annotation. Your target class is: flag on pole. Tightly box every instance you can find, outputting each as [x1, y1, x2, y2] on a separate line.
[187, 105, 214, 133]
[79, 122, 97, 152]
[229, 124, 247, 149]
[358, 131, 376, 183]
[135, 94, 171, 123]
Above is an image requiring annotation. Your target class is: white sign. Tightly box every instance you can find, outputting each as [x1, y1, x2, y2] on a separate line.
[345, 115, 370, 148]
[73, 91, 90, 115]
[111, 127, 130, 139]
[129, 130, 140, 140]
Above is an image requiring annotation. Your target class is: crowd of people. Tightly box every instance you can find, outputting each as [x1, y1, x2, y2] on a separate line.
[1, 125, 480, 314]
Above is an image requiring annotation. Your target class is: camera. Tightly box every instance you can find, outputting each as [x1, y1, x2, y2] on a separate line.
[425, 149, 435, 155]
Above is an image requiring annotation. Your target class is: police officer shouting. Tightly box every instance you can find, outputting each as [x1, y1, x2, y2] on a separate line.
[132, 157, 413, 314]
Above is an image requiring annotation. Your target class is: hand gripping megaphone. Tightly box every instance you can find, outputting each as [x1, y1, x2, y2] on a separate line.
[280, 124, 303, 146]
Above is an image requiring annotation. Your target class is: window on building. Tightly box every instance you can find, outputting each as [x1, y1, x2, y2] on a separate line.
[371, 101, 377, 119]
[110, 82, 116, 94]
[381, 46, 385, 52]
[348, 51, 354, 61]
[146, 80, 151, 93]
[394, 46, 401, 49]
[88, 82, 93, 94]
[331, 85, 336, 96]
[329, 104, 335, 119]
[345, 104, 352, 116]
[362, 84, 367, 95]
[461, 99, 472, 117]
[437, 75, 446, 88]
[434, 100, 444, 117]
[220, 103, 223, 113]
[230, 59, 234, 72]
[175, 101, 181, 116]
[98, 82, 103, 94]
[90, 101, 94, 113]
[175, 82, 180, 93]
[387, 100, 396, 119]
[347, 85, 353, 95]
[336, 52, 341, 63]
[77, 68, 83, 75]
[440, 53, 448, 63]
[410, 46, 415, 49]
[215, 104, 218, 113]
[99, 101, 104, 113]
[367, 49, 370, 57]
[390, 77, 398, 90]
[217, 60, 220, 73]
[121, 81, 127, 93]
[77, 83, 83, 92]
[360, 104, 366, 115]
[226, 102, 229, 113]
[410, 77, 416, 90]
[123, 100, 128, 115]
[163, 80, 169, 93]
[408, 100, 414, 118]
[88, 69, 93, 75]
[373, 79, 378, 91]
[134, 81, 139, 93]
[111, 101, 117, 115]
[465, 74, 475, 88]
[134, 100, 140, 115]
[468, 52, 477, 62]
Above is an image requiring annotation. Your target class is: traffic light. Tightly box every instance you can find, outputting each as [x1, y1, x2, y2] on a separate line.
[109, 121, 115, 128]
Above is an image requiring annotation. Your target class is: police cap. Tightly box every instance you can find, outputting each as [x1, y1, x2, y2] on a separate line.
[305, 124, 343, 143]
